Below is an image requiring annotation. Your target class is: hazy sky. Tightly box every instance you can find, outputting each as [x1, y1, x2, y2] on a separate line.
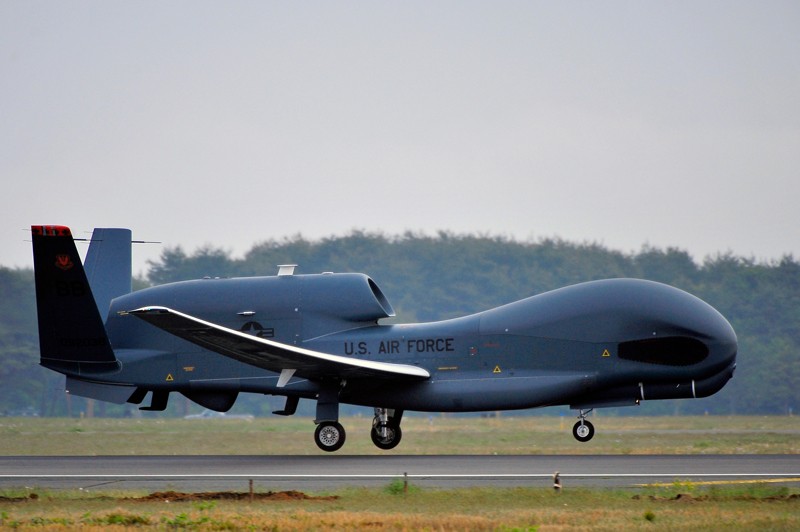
[2, 1, 798, 275]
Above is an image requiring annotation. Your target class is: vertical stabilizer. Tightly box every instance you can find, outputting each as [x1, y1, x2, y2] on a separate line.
[31, 225, 118, 372]
[84, 228, 132, 321]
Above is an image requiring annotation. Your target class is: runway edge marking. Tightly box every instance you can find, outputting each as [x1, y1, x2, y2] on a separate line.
[2, 473, 800, 480]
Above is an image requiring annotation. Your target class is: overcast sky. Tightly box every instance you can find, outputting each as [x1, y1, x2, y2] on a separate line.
[2, 1, 798, 276]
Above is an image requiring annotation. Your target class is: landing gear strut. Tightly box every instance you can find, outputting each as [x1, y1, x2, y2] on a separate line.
[370, 408, 403, 450]
[313, 380, 347, 452]
[572, 409, 595, 442]
[314, 421, 346, 452]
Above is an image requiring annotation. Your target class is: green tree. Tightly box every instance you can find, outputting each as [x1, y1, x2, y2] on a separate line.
[0, 267, 45, 414]
[2, 233, 798, 417]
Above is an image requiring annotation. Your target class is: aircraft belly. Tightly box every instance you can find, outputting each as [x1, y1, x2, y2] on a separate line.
[345, 372, 594, 412]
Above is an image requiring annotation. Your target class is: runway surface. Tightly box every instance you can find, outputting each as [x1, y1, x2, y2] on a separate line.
[2, 455, 799, 492]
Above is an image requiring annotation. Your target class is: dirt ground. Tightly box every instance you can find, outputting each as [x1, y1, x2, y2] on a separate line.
[135, 490, 339, 502]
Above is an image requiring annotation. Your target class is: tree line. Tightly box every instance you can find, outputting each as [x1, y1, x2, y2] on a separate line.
[1, 231, 797, 417]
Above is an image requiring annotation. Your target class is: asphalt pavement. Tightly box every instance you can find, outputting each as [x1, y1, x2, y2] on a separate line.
[2, 454, 799, 492]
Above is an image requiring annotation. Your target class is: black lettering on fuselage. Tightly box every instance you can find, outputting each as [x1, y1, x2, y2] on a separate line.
[406, 338, 455, 353]
[345, 338, 454, 356]
[344, 341, 369, 356]
[378, 340, 401, 354]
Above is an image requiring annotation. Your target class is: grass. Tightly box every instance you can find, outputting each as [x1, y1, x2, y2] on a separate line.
[0, 414, 798, 455]
[0, 483, 797, 530]
[0, 416, 797, 530]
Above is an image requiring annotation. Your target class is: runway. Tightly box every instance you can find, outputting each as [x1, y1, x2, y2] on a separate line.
[2, 455, 799, 492]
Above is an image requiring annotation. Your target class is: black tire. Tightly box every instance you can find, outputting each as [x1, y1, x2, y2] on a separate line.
[315, 421, 346, 452]
[572, 420, 595, 442]
[371, 422, 402, 450]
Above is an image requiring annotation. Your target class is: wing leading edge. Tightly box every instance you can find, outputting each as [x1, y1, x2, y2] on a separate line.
[124, 306, 431, 381]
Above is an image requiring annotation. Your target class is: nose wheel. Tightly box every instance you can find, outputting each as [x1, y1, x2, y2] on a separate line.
[572, 409, 595, 442]
[573, 420, 595, 442]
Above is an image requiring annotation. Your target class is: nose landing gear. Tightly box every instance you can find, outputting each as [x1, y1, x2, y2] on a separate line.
[572, 409, 595, 442]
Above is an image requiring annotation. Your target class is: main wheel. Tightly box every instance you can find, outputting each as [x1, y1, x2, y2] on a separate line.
[572, 420, 595, 442]
[371, 422, 402, 450]
[315, 421, 346, 452]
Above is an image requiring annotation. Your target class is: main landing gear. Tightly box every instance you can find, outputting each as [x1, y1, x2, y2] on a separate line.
[313, 382, 348, 452]
[314, 421, 346, 452]
[572, 408, 595, 442]
[314, 389, 403, 453]
[370, 408, 403, 450]
[314, 416, 403, 453]
[313, 408, 404, 452]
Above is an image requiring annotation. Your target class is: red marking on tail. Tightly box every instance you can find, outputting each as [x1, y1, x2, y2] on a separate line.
[31, 225, 72, 237]
[55, 254, 74, 270]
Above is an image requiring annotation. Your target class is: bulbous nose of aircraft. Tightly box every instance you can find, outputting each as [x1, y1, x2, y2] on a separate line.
[673, 291, 737, 396]
[672, 284, 738, 374]
[702, 304, 738, 376]
[651, 280, 738, 375]
[713, 312, 737, 355]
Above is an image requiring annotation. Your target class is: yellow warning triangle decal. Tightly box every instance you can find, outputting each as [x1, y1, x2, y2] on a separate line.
[165, 374, 174, 382]
[601, 349, 611, 357]
[493, 365, 502, 374]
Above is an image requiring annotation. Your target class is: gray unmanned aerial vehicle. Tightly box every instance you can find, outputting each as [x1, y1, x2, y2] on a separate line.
[32, 225, 737, 452]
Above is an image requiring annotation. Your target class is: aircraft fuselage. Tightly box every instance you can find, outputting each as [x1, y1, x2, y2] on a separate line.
[92, 274, 737, 413]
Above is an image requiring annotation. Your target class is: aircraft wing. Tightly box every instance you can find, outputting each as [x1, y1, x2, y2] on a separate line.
[124, 306, 430, 382]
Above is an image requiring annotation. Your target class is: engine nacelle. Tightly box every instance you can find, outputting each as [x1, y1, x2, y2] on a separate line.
[110, 272, 396, 342]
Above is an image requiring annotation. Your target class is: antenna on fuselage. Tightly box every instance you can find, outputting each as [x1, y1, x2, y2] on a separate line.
[277, 264, 298, 276]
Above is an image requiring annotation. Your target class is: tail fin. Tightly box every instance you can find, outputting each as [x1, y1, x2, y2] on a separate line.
[31, 225, 118, 373]
[84, 228, 132, 321]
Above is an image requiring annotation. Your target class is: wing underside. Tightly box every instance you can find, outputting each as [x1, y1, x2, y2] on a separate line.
[124, 306, 430, 381]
